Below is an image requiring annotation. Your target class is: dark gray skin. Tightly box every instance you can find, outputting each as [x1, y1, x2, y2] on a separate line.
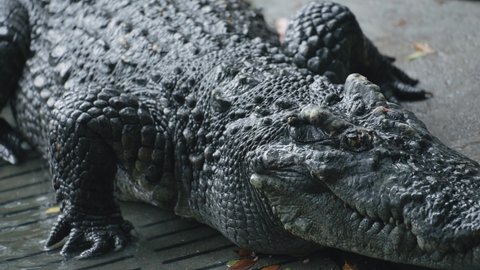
[1, 0, 479, 269]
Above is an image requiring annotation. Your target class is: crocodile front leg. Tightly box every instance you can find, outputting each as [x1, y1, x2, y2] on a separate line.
[284, 1, 428, 100]
[46, 97, 133, 258]
[45, 86, 171, 258]
[0, 0, 30, 164]
[0, 119, 27, 164]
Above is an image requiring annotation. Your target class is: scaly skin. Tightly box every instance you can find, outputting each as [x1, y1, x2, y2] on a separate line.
[1, 0, 479, 269]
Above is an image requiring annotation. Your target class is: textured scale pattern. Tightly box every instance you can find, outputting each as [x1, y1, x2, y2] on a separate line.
[285, 1, 357, 82]
[3, 1, 480, 269]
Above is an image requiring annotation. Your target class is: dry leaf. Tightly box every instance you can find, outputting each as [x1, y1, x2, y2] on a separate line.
[236, 249, 253, 257]
[413, 43, 435, 54]
[342, 261, 358, 270]
[407, 42, 435, 61]
[227, 260, 240, 267]
[45, 206, 60, 214]
[261, 265, 281, 270]
[394, 18, 406, 27]
[227, 257, 258, 270]
[407, 51, 427, 61]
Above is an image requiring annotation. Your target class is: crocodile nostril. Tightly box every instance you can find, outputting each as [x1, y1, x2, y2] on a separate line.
[348, 96, 366, 116]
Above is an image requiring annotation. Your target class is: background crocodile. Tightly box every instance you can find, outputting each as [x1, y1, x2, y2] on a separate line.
[3, 2, 476, 267]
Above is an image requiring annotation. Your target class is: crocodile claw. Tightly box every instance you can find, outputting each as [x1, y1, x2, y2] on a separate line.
[45, 213, 71, 248]
[0, 143, 20, 165]
[46, 209, 133, 258]
[381, 64, 431, 101]
[0, 118, 27, 165]
[383, 80, 432, 102]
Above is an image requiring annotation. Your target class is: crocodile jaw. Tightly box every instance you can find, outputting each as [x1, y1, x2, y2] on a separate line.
[248, 75, 480, 269]
[250, 151, 480, 270]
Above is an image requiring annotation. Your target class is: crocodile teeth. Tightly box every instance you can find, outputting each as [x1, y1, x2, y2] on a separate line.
[356, 204, 367, 217]
[350, 211, 361, 222]
[417, 236, 426, 250]
[358, 218, 373, 232]
[404, 218, 412, 230]
[365, 207, 378, 220]
[377, 207, 391, 224]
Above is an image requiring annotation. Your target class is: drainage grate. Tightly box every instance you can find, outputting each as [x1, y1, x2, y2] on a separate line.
[0, 155, 338, 270]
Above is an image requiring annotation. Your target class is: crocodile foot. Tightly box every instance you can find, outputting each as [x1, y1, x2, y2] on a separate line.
[380, 63, 432, 101]
[283, 1, 431, 102]
[46, 206, 133, 258]
[0, 118, 27, 164]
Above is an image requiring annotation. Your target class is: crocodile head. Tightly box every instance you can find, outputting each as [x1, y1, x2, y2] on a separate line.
[249, 74, 480, 269]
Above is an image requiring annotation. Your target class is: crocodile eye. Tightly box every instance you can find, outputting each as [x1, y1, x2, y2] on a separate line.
[340, 129, 373, 151]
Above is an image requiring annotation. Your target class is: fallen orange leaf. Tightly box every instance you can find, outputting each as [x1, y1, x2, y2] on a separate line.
[342, 260, 358, 270]
[413, 43, 435, 54]
[394, 18, 406, 27]
[236, 249, 253, 257]
[407, 42, 435, 61]
[261, 265, 281, 270]
[228, 257, 258, 270]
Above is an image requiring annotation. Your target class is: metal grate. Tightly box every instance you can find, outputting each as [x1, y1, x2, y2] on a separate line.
[0, 154, 340, 270]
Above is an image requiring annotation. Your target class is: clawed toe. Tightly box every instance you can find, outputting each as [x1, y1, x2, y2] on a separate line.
[46, 210, 133, 258]
[0, 119, 28, 165]
[380, 63, 431, 101]
[77, 227, 131, 258]
[60, 229, 86, 257]
[383, 80, 431, 101]
[78, 234, 115, 259]
[46, 214, 71, 248]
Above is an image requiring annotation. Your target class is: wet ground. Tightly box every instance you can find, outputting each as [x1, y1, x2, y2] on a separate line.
[1, 0, 479, 269]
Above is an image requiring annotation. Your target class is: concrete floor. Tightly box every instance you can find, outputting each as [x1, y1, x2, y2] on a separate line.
[1, 1, 479, 269]
[252, 0, 480, 161]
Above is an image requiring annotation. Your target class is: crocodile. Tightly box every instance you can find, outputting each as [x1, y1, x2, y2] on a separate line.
[1, 0, 480, 269]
